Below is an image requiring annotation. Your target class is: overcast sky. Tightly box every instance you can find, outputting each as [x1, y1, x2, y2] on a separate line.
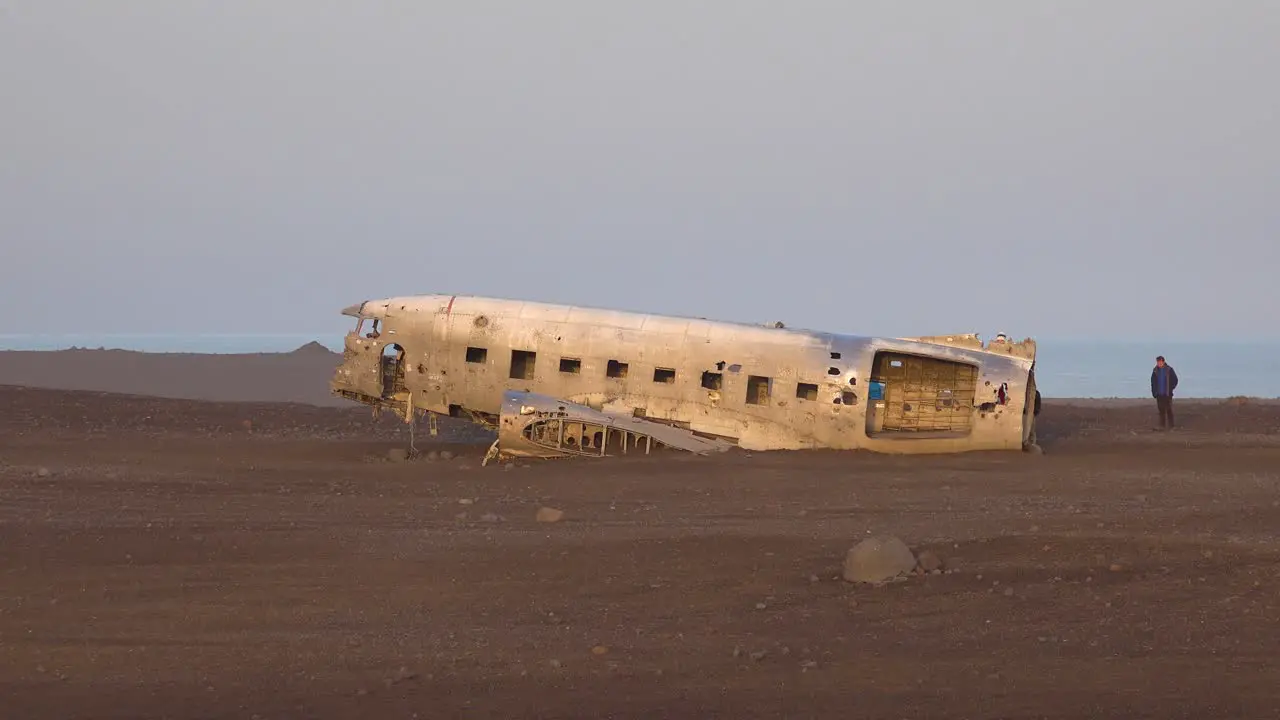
[2, 1, 1276, 341]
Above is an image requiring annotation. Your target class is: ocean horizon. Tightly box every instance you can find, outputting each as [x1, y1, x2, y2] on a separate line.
[1, 333, 1277, 400]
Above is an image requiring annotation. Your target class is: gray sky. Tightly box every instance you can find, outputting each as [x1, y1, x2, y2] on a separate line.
[2, 1, 1277, 341]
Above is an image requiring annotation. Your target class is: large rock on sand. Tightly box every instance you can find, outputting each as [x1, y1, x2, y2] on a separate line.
[843, 536, 917, 584]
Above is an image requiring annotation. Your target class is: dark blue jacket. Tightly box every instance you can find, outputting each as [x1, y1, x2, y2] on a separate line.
[1151, 365, 1178, 398]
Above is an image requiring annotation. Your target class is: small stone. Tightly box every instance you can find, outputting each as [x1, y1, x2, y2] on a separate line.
[848, 599, 859, 610]
[536, 507, 565, 523]
[801, 660, 818, 670]
[425, 451, 440, 461]
[732, 646, 744, 658]
[36, 467, 51, 478]
[591, 645, 609, 656]
[916, 550, 942, 572]
[459, 498, 474, 505]
[439, 450, 455, 461]
[749, 650, 768, 662]
[807, 574, 820, 583]
[755, 602, 767, 610]
[479, 513, 502, 523]
[1003, 587, 1014, 597]
[504, 463, 515, 472]
[549, 659, 561, 668]
[1109, 563, 1124, 572]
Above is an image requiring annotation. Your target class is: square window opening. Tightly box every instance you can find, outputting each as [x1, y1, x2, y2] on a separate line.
[653, 367, 676, 384]
[559, 357, 582, 374]
[796, 382, 819, 401]
[465, 347, 487, 364]
[509, 349, 536, 380]
[606, 360, 628, 378]
[746, 375, 772, 405]
[701, 371, 723, 390]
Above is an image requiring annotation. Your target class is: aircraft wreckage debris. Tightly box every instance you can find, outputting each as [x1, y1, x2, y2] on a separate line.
[329, 294, 1043, 461]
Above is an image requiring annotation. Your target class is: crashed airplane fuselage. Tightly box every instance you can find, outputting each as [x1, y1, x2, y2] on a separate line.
[330, 294, 1040, 457]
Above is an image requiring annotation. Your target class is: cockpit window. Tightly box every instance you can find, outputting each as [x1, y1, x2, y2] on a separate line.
[356, 318, 381, 339]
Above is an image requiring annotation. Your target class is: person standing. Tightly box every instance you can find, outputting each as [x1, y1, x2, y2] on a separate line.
[1150, 355, 1179, 429]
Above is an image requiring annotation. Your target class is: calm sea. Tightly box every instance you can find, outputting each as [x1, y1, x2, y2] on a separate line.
[1, 334, 1277, 399]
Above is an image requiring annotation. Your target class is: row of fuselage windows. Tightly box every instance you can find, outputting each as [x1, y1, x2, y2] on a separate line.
[464, 346, 856, 406]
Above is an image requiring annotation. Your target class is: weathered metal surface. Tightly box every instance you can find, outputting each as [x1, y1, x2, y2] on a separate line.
[329, 294, 1041, 456]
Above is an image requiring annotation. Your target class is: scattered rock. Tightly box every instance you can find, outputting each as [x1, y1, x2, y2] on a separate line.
[842, 536, 917, 584]
[916, 550, 942, 572]
[536, 507, 565, 523]
[35, 467, 51, 478]
[384, 666, 418, 687]
[387, 448, 410, 463]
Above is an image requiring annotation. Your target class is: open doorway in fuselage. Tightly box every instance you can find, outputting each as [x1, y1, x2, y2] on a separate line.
[865, 351, 979, 438]
[380, 343, 406, 398]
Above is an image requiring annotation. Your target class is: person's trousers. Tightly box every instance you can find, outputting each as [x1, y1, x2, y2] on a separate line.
[1155, 395, 1174, 427]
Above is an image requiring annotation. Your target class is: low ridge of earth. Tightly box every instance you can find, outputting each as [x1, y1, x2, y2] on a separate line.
[3, 385, 1280, 718]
